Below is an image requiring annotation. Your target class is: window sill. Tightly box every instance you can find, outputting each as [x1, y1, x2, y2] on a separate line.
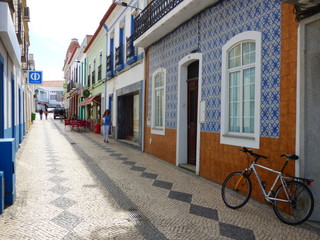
[151, 127, 165, 136]
[220, 132, 259, 149]
[222, 133, 255, 140]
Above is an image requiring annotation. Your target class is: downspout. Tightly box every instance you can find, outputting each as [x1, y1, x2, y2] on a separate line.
[103, 24, 109, 112]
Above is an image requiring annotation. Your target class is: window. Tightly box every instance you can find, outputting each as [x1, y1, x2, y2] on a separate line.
[39, 90, 48, 101]
[151, 68, 166, 135]
[88, 64, 91, 87]
[50, 95, 57, 100]
[221, 31, 261, 148]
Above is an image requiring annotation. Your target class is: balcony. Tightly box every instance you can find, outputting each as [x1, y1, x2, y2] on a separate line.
[126, 35, 137, 65]
[281, 0, 320, 21]
[106, 54, 114, 79]
[14, 2, 23, 44]
[134, 0, 218, 48]
[115, 45, 124, 72]
[67, 81, 76, 93]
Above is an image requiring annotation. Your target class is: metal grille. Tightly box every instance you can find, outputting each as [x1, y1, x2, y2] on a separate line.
[134, 0, 184, 40]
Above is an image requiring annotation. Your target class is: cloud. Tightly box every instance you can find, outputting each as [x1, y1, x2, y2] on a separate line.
[28, 0, 113, 80]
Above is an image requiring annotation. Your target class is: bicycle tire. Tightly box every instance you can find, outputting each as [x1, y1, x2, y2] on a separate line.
[273, 180, 314, 225]
[221, 171, 252, 209]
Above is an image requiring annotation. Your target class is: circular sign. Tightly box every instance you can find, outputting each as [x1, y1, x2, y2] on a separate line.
[30, 72, 41, 81]
[35, 89, 39, 93]
[83, 90, 90, 98]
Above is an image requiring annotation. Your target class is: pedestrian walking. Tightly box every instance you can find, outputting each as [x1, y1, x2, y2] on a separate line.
[101, 109, 112, 143]
[39, 109, 43, 120]
[45, 109, 48, 120]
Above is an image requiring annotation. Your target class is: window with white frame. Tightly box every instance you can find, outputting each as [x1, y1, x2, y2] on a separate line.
[220, 31, 261, 148]
[151, 68, 166, 135]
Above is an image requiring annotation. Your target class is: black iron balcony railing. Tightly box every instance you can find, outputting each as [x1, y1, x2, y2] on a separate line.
[98, 65, 102, 80]
[15, 2, 23, 44]
[88, 75, 91, 87]
[134, 0, 184, 40]
[106, 54, 113, 72]
[67, 81, 76, 93]
[115, 45, 124, 67]
[295, 4, 320, 21]
[126, 35, 135, 60]
[92, 71, 95, 85]
[106, 54, 114, 78]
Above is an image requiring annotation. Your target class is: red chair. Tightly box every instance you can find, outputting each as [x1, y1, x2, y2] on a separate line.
[78, 120, 88, 131]
[71, 120, 80, 131]
[64, 119, 71, 129]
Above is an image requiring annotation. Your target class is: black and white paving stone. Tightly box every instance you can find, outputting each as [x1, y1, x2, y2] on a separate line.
[0, 117, 319, 240]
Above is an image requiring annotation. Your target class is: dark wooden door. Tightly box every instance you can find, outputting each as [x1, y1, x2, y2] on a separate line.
[187, 78, 198, 165]
[124, 95, 133, 140]
[117, 96, 125, 139]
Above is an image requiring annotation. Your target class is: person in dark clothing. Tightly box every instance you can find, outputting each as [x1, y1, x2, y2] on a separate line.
[39, 109, 43, 120]
[45, 109, 48, 120]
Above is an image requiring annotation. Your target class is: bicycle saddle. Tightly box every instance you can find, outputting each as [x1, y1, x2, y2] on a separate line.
[280, 154, 299, 160]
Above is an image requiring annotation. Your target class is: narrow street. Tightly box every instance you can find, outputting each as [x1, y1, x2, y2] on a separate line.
[0, 115, 319, 240]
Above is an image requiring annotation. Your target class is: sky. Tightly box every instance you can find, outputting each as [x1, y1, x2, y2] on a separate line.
[28, 0, 113, 81]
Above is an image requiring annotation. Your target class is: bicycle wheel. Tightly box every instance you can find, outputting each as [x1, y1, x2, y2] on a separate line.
[221, 171, 252, 209]
[273, 181, 314, 225]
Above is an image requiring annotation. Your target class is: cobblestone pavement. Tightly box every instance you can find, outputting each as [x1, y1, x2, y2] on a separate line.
[0, 117, 319, 240]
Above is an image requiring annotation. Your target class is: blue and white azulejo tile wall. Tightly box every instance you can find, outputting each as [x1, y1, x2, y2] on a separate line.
[148, 0, 281, 138]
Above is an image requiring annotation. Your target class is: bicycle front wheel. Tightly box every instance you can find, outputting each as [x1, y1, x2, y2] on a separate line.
[221, 171, 252, 209]
[273, 181, 314, 225]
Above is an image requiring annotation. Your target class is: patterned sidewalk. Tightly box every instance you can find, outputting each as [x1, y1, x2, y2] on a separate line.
[0, 117, 319, 239]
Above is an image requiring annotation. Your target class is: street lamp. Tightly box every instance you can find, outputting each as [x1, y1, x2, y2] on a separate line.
[114, 1, 142, 11]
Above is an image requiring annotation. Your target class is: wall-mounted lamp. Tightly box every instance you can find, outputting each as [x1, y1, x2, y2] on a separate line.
[114, 1, 142, 11]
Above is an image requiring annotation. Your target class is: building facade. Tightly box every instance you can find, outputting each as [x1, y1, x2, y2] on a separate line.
[104, 1, 145, 147]
[283, 0, 320, 221]
[0, 0, 31, 150]
[63, 38, 80, 119]
[70, 1, 146, 146]
[82, 22, 108, 127]
[25, 53, 35, 130]
[134, 0, 319, 220]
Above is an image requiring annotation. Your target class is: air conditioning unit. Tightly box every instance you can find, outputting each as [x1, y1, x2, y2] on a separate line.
[23, 7, 30, 22]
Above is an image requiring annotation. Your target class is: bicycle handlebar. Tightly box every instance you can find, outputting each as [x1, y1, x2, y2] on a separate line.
[241, 147, 268, 159]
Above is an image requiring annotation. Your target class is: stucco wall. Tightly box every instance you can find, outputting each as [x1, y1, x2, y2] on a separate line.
[301, 16, 320, 221]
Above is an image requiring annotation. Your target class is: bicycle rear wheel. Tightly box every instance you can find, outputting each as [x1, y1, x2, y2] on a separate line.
[273, 181, 314, 225]
[221, 171, 252, 209]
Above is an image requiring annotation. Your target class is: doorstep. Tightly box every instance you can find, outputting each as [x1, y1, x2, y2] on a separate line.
[178, 164, 196, 173]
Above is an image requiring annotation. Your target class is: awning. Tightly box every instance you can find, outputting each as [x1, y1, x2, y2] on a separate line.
[79, 93, 101, 106]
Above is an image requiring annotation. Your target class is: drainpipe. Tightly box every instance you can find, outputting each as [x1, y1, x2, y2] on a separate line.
[103, 24, 109, 112]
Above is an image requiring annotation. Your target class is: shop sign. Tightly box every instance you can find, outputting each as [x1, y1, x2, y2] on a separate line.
[83, 90, 90, 98]
[28, 71, 43, 84]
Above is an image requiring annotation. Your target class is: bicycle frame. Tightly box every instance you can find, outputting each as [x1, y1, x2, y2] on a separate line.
[247, 162, 290, 203]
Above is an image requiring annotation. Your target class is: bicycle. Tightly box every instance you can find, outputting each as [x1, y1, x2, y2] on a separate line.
[221, 147, 314, 225]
